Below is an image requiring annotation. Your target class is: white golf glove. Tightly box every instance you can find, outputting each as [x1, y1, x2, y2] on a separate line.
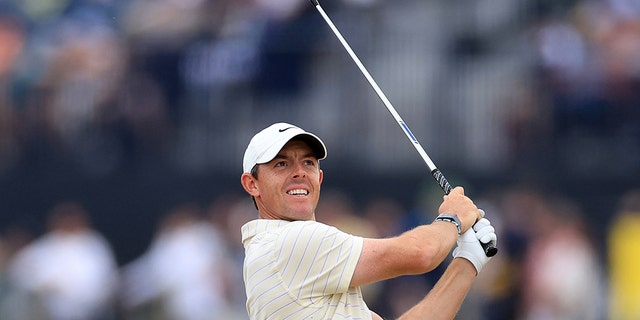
[452, 217, 497, 274]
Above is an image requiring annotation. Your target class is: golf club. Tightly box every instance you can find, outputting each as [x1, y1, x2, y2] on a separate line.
[310, 0, 497, 257]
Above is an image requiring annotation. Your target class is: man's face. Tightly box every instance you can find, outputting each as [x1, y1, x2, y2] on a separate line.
[242, 139, 323, 221]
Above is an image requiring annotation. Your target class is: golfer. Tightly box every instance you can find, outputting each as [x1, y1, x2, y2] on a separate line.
[240, 122, 497, 320]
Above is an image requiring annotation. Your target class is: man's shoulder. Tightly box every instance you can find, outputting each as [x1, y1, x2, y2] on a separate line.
[243, 218, 333, 231]
[241, 219, 335, 242]
[243, 219, 352, 244]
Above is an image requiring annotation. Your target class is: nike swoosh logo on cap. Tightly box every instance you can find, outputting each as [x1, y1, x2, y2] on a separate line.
[279, 127, 295, 132]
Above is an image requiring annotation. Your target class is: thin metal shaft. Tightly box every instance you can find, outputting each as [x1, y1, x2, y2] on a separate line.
[312, 3, 438, 172]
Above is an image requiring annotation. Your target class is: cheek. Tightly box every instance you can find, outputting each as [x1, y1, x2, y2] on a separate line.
[260, 174, 285, 198]
[313, 169, 323, 184]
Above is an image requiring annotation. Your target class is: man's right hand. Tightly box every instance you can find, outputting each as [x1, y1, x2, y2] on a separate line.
[438, 187, 482, 233]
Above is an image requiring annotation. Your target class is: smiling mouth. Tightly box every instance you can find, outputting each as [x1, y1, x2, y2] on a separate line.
[287, 189, 309, 196]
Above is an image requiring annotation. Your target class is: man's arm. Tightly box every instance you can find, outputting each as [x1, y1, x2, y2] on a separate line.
[396, 258, 477, 320]
[351, 223, 458, 287]
[350, 187, 481, 288]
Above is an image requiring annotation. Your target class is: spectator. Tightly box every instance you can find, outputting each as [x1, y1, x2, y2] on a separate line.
[4, 201, 118, 320]
[520, 195, 606, 320]
[120, 203, 238, 320]
[608, 189, 640, 320]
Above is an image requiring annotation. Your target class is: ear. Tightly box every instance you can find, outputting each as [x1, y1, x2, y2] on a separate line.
[241, 173, 260, 197]
[319, 169, 324, 185]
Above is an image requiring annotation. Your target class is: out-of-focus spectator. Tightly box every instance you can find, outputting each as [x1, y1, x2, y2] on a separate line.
[207, 194, 255, 319]
[520, 194, 606, 320]
[532, 0, 640, 177]
[472, 188, 537, 320]
[0, 14, 25, 173]
[41, 20, 128, 174]
[174, 0, 263, 172]
[121, 0, 205, 48]
[42, 22, 124, 143]
[252, 0, 323, 99]
[120, 203, 239, 320]
[608, 188, 640, 320]
[3, 201, 118, 320]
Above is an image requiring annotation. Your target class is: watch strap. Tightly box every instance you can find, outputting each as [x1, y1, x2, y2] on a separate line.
[434, 213, 462, 234]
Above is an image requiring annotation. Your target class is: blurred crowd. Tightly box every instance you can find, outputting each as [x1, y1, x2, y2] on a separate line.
[0, 0, 639, 319]
[0, 0, 636, 177]
[3, 186, 640, 319]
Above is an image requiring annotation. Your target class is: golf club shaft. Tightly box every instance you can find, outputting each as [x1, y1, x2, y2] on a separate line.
[310, 0, 497, 257]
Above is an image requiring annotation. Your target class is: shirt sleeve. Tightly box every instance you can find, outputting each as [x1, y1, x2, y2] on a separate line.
[275, 220, 364, 302]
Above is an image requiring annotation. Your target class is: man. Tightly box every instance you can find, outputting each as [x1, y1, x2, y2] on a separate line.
[240, 122, 497, 320]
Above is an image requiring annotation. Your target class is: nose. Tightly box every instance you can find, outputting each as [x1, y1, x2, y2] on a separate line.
[292, 163, 306, 179]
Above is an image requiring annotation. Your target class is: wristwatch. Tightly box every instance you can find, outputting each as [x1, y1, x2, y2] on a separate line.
[434, 213, 462, 234]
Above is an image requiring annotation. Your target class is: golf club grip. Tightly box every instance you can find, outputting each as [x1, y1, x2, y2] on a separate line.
[482, 241, 498, 257]
[431, 169, 452, 195]
[433, 169, 498, 257]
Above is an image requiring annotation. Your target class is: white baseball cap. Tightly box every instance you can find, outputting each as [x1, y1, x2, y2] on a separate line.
[242, 122, 327, 173]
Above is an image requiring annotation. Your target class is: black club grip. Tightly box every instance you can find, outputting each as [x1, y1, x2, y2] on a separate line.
[431, 169, 498, 257]
[431, 169, 452, 195]
[482, 241, 498, 257]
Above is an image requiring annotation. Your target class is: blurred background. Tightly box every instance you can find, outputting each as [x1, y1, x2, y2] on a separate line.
[0, 0, 639, 319]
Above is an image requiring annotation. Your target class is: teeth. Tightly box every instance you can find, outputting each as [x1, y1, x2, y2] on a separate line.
[288, 189, 308, 195]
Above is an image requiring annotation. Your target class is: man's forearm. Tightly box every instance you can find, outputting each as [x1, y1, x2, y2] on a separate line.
[396, 258, 477, 320]
[403, 222, 459, 272]
[351, 222, 459, 288]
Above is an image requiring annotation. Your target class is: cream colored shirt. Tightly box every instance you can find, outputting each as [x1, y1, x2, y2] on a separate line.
[241, 219, 369, 320]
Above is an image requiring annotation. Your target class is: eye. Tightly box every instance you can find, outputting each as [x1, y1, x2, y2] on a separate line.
[304, 159, 316, 166]
[275, 161, 287, 167]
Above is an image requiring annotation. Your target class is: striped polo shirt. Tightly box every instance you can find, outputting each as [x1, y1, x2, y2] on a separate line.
[241, 219, 369, 320]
